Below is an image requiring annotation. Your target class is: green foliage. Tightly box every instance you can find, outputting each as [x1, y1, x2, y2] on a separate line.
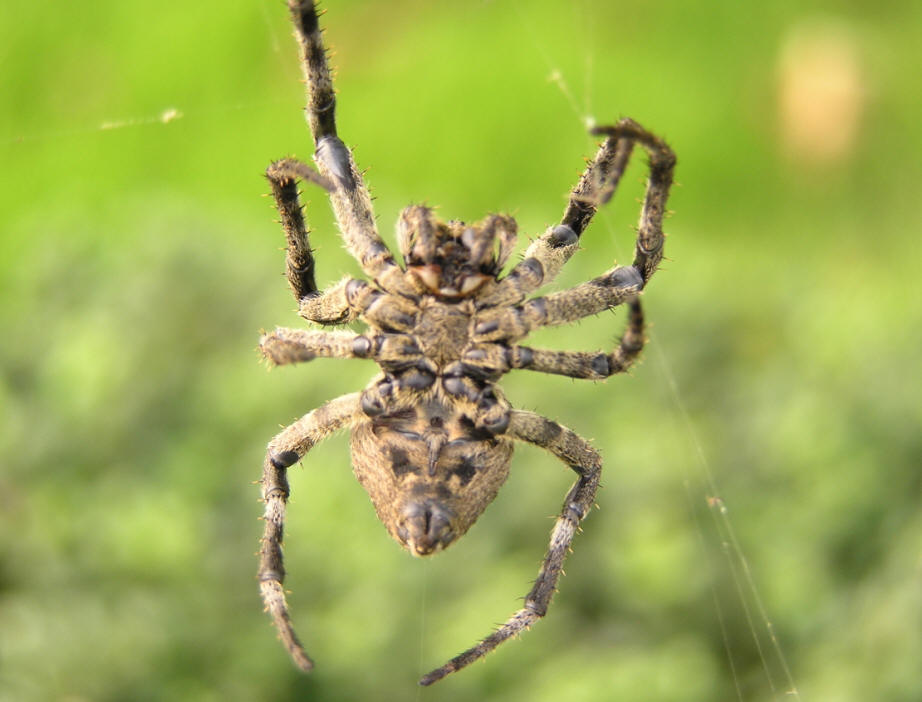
[2, 1, 920, 700]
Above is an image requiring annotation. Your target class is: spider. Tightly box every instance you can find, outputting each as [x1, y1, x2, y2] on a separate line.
[258, 0, 675, 686]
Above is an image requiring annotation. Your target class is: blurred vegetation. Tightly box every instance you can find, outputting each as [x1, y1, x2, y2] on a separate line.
[1, 0, 920, 700]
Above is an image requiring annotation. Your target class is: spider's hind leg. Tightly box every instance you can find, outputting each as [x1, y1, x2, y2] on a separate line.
[420, 410, 602, 686]
[259, 392, 361, 672]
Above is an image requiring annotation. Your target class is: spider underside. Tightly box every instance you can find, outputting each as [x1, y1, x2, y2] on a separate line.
[258, 0, 675, 686]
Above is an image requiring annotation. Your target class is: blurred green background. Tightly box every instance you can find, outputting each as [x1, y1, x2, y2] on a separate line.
[2, 0, 920, 700]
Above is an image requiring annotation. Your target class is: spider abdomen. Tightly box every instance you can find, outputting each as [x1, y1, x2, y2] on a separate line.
[350, 394, 513, 556]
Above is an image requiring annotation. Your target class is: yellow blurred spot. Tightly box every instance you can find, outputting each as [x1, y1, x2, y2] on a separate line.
[777, 20, 866, 164]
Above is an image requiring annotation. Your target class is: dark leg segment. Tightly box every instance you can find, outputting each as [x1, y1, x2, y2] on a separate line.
[420, 410, 602, 686]
[259, 392, 361, 672]
[507, 299, 645, 379]
[287, 0, 335, 142]
[590, 120, 676, 283]
[561, 128, 635, 237]
[266, 158, 334, 302]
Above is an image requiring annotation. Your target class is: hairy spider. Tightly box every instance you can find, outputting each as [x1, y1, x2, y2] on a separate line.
[258, 0, 675, 686]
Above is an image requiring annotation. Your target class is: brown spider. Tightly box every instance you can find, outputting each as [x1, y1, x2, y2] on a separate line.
[258, 0, 676, 686]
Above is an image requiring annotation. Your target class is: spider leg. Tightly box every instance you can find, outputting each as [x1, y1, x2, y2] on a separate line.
[507, 299, 645, 379]
[473, 266, 643, 344]
[487, 118, 673, 306]
[485, 125, 634, 306]
[561, 122, 637, 238]
[294, 276, 422, 329]
[477, 223, 584, 308]
[266, 159, 399, 326]
[260, 327, 424, 369]
[259, 392, 362, 672]
[260, 328, 364, 366]
[266, 158, 333, 303]
[286, 0, 408, 294]
[420, 410, 601, 686]
[590, 120, 676, 283]
[296, 277, 355, 325]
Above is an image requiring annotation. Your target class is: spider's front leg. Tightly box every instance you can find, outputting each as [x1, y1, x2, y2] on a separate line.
[489, 118, 674, 306]
[420, 410, 602, 686]
[266, 159, 396, 326]
[286, 0, 409, 295]
[259, 392, 362, 672]
[590, 120, 676, 284]
[267, 158, 368, 325]
[487, 136, 635, 305]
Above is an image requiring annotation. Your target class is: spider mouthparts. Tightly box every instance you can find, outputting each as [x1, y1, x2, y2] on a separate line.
[409, 264, 441, 291]
[408, 265, 491, 299]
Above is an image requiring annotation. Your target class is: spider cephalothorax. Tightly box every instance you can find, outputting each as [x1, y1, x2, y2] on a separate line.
[257, 0, 675, 687]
